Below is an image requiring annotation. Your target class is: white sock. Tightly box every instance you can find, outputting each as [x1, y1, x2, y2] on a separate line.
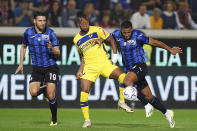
[165, 109, 169, 116]
[145, 103, 152, 107]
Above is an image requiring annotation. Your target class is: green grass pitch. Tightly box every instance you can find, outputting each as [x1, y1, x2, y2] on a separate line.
[0, 108, 196, 131]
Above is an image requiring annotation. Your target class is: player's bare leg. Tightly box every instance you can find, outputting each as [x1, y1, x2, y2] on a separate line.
[123, 72, 138, 87]
[80, 79, 94, 128]
[109, 68, 124, 80]
[46, 82, 57, 126]
[120, 71, 154, 116]
[29, 82, 48, 101]
[29, 82, 42, 96]
[141, 86, 153, 101]
[109, 68, 134, 113]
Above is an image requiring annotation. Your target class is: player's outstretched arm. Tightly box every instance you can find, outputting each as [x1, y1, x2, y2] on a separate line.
[107, 36, 118, 64]
[76, 57, 85, 80]
[47, 41, 60, 57]
[148, 38, 182, 55]
[169, 47, 183, 55]
[15, 44, 27, 74]
[107, 36, 117, 54]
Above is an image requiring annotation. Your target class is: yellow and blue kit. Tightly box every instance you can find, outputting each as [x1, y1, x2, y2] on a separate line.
[73, 26, 118, 82]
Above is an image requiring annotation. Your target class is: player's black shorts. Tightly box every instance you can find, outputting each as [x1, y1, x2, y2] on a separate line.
[29, 64, 59, 84]
[129, 63, 148, 90]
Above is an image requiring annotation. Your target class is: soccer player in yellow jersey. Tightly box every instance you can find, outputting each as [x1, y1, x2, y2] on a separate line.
[73, 14, 132, 128]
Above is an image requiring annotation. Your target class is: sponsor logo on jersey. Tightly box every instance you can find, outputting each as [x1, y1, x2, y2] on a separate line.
[127, 40, 136, 45]
[42, 34, 49, 41]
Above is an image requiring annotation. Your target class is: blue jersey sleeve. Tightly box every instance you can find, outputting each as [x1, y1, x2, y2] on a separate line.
[137, 32, 149, 44]
[22, 31, 28, 46]
[111, 29, 121, 42]
[51, 31, 59, 47]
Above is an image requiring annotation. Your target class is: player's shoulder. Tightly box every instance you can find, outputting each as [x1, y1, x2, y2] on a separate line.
[24, 27, 34, 34]
[73, 33, 80, 43]
[46, 27, 55, 34]
[73, 32, 80, 39]
[90, 26, 100, 29]
[90, 26, 102, 31]
[112, 28, 121, 37]
[133, 29, 143, 34]
[132, 29, 145, 36]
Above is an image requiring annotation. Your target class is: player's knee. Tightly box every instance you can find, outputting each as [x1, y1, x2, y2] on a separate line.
[123, 80, 133, 87]
[123, 75, 134, 86]
[123, 76, 134, 87]
[29, 89, 38, 96]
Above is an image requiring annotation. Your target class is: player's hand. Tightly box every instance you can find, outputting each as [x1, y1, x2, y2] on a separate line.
[47, 41, 53, 49]
[76, 71, 83, 80]
[89, 38, 104, 46]
[169, 47, 182, 55]
[15, 65, 24, 74]
[111, 54, 118, 65]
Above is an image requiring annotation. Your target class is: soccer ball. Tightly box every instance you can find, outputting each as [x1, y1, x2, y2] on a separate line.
[123, 86, 138, 101]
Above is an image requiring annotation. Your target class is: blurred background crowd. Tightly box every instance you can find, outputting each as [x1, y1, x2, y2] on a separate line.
[0, 0, 197, 29]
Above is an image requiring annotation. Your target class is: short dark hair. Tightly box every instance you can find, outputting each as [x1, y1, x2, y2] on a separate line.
[121, 21, 132, 28]
[76, 11, 88, 23]
[33, 11, 47, 19]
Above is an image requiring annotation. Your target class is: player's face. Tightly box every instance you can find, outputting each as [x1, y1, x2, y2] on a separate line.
[121, 27, 132, 40]
[34, 16, 47, 31]
[78, 18, 89, 32]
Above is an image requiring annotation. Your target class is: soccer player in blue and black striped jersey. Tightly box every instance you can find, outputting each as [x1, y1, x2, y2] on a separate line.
[15, 12, 60, 126]
[112, 21, 182, 128]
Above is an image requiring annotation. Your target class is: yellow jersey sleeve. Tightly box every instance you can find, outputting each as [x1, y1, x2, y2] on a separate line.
[73, 36, 82, 54]
[96, 27, 110, 40]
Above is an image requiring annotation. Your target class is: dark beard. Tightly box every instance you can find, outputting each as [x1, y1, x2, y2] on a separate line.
[35, 24, 46, 33]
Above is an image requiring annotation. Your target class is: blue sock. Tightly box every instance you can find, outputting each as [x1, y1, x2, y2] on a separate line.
[150, 96, 167, 114]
